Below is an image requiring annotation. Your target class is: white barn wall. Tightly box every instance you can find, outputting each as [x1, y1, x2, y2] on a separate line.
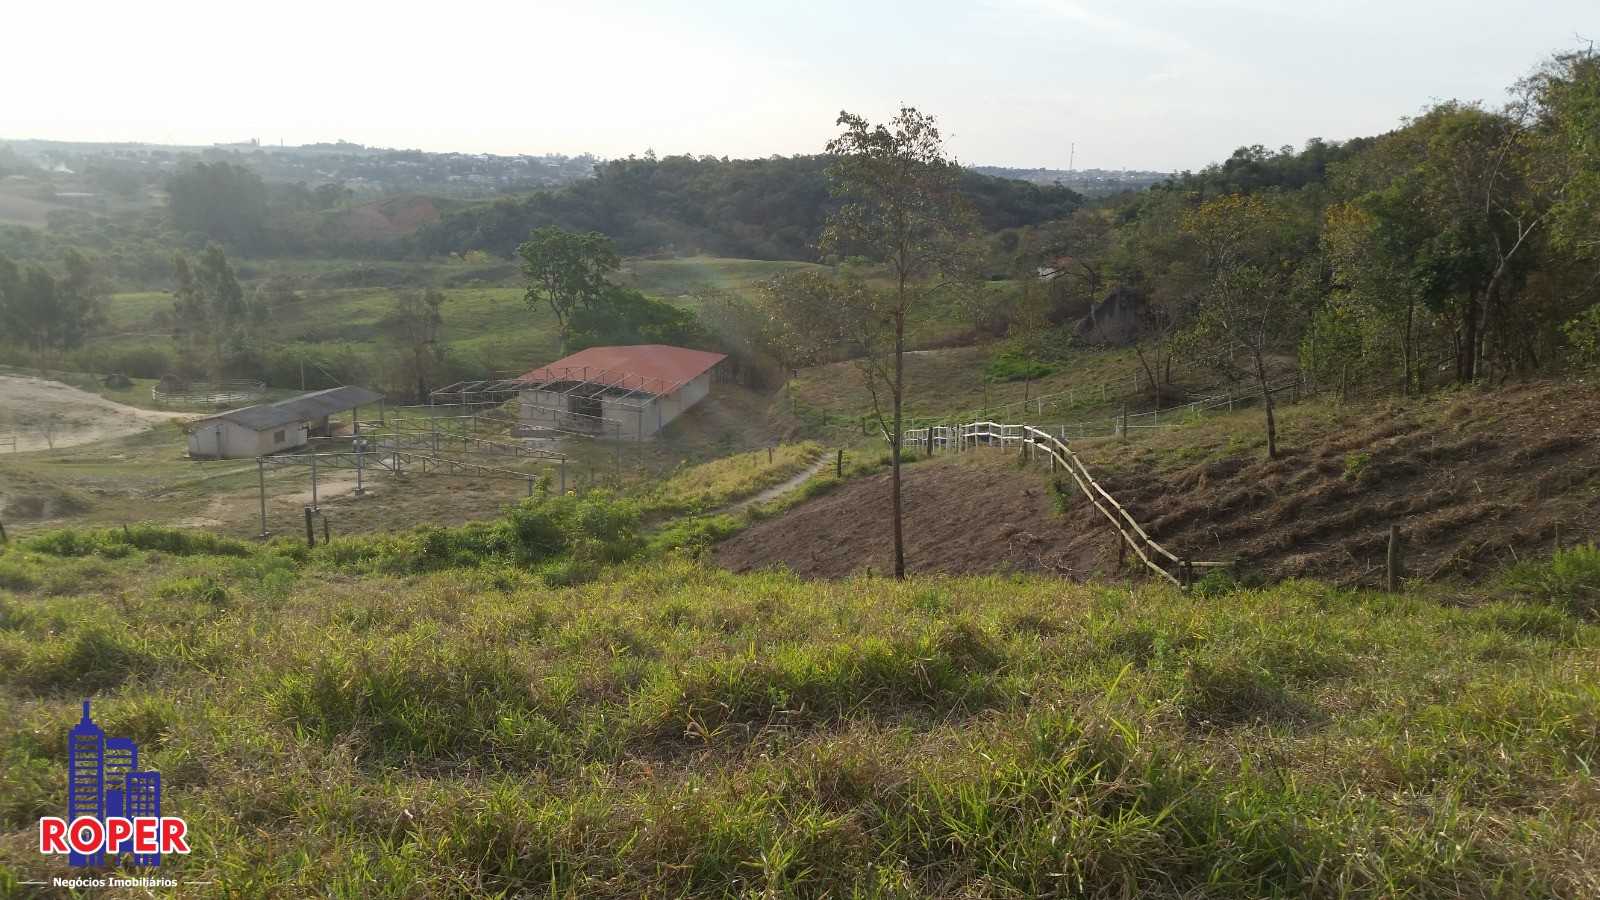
[521, 371, 716, 440]
[187, 421, 307, 459]
[605, 372, 712, 439]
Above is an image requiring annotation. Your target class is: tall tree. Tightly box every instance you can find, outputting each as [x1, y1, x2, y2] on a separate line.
[515, 227, 622, 334]
[1334, 103, 1552, 383]
[817, 107, 978, 579]
[1527, 49, 1600, 260]
[385, 288, 447, 401]
[1181, 192, 1318, 457]
[0, 247, 104, 361]
[169, 242, 247, 378]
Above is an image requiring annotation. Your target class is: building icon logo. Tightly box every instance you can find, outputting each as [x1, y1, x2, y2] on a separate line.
[38, 702, 190, 866]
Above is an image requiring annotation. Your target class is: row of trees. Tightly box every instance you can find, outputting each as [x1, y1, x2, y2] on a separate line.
[730, 50, 1598, 577]
[419, 153, 1083, 262]
[992, 50, 1600, 407]
[0, 248, 105, 362]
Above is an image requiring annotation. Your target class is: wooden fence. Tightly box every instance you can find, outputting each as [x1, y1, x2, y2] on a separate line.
[902, 420, 1224, 588]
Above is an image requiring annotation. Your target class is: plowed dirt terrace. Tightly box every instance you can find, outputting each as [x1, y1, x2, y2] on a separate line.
[717, 381, 1600, 585]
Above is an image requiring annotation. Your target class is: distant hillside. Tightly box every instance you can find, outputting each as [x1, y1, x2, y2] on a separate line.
[970, 165, 1173, 196]
[0, 138, 598, 199]
[417, 154, 1086, 261]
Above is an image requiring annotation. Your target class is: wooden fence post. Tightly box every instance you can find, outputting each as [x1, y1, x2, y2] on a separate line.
[836, 449, 843, 477]
[1386, 525, 1401, 592]
[304, 506, 316, 548]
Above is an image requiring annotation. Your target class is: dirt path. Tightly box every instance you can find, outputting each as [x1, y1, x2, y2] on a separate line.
[725, 458, 829, 512]
[0, 376, 185, 452]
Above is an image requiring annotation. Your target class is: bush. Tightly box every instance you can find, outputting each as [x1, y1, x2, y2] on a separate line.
[155, 573, 230, 607]
[24, 524, 253, 559]
[304, 489, 643, 580]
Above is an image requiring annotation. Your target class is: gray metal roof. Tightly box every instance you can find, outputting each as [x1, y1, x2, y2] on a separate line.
[270, 386, 386, 421]
[210, 405, 303, 430]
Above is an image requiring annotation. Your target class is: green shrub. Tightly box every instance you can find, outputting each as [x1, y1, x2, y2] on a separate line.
[301, 489, 643, 579]
[1341, 452, 1372, 480]
[1503, 543, 1600, 618]
[985, 350, 1060, 383]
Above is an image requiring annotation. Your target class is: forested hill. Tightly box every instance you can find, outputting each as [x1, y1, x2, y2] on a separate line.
[415, 154, 1084, 261]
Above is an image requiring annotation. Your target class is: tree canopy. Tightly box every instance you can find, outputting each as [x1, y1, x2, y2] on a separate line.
[516, 227, 624, 331]
[166, 162, 269, 251]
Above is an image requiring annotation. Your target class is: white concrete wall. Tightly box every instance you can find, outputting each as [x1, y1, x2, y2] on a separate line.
[188, 420, 307, 459]
[520, 371, 714, 440]
[606, 372, 712, 439]
[519, 389, 605, 433]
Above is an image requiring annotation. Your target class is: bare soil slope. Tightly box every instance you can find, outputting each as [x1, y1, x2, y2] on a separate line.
[715, 456, 1117, 578]
[1097, 381, 1600, 585]
[718, 381, 1600, 585]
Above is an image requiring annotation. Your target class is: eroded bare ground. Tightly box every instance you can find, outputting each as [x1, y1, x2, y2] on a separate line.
[0, 375, 182, 451]
[715, 455, 1120, 578]
[717, 380, 1600, 586]
[1100, 381, 1600, 586]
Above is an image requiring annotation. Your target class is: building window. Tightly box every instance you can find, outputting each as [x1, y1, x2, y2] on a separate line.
[273, 430, 286, 444]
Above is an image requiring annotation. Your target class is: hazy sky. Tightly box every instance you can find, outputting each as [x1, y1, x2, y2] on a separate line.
[5, 1, 1594, 172]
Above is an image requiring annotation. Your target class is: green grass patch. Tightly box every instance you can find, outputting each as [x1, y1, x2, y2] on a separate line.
[985, 349, 1061, 383]
[642, 442, 822, 515]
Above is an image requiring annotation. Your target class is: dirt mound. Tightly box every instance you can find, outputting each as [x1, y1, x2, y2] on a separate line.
[336, 198, 440, 241]
[292, 197, 441, 245]
[1096, 381, 1600, 585]
[714, 457, 1117, 578]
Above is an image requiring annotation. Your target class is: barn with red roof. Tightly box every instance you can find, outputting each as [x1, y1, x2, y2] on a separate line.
[512, 344, 727, 439]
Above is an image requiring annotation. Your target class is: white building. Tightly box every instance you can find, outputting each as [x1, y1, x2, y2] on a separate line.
[514, 344, 726, 440]
[186, 385, 386, 459]
[188, 406, 306, 460]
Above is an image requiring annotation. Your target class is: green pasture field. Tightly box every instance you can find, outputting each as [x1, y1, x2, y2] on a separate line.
[86, 255, 822, 385]
[0, 520, 1594, 897]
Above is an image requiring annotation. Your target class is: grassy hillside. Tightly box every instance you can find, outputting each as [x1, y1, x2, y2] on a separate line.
[0, 518, 1595, 896]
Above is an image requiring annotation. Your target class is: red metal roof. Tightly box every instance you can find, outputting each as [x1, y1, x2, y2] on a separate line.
[515, 344, 727, 396]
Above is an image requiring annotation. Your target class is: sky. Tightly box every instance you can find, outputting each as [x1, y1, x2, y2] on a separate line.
[4, 0, 1595, 173]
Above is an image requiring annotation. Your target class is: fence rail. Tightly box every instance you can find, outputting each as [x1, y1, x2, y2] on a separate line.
[900, 419, 1225, 587]
[152, 379, 266, 406]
